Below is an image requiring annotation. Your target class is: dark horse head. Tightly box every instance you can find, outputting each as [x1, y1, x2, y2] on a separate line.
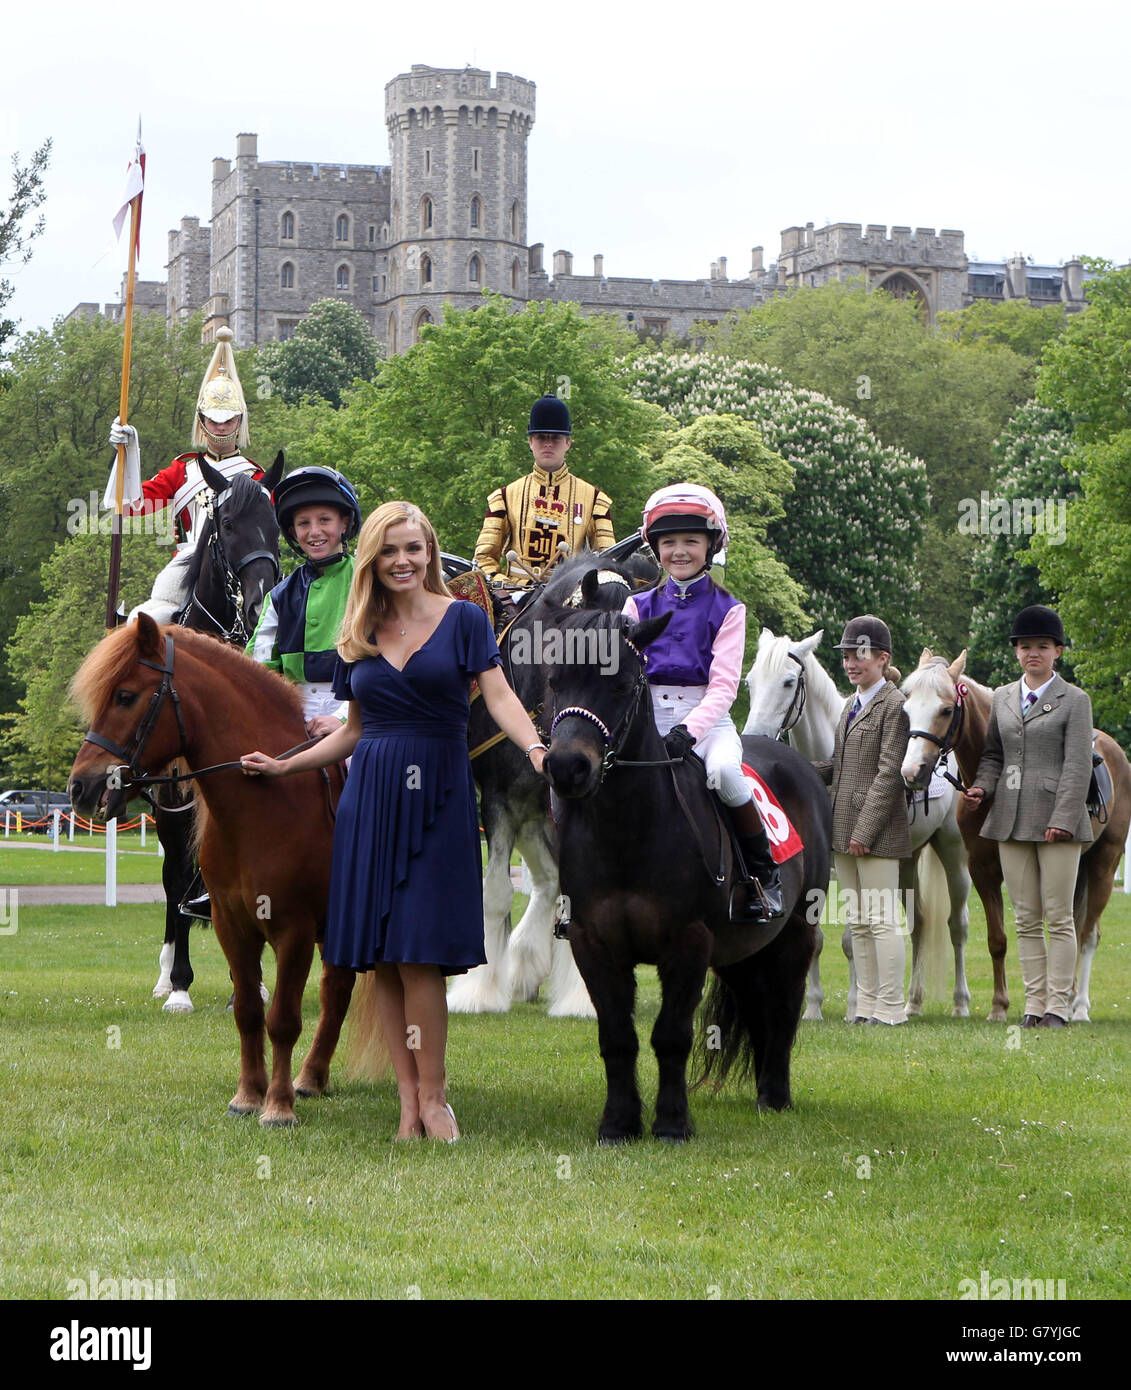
[182, 453, 284, 642]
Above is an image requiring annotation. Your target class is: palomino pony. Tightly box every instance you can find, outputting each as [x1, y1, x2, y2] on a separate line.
[449, 552, 655, 1020]
[745, 628, 972, 1021]
[900, 650, 1131, 1022]
[150, 456, 284, 1013]
[70, 616, 352, 1125]
[544, 594, 829, 1140]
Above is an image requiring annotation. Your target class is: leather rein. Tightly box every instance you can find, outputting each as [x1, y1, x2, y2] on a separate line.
[181, 482, 281, 644]
[907, 682, 969, 799]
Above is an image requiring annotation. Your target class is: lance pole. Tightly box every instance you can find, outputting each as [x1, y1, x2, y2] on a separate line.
[106, 185, 141, 630]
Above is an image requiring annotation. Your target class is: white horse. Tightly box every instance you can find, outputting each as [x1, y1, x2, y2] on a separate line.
[744, 628, 972, 1021]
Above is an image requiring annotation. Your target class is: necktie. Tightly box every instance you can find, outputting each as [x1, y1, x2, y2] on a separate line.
[1024, 690, 1037, 713]
[846, 695, 861, 726]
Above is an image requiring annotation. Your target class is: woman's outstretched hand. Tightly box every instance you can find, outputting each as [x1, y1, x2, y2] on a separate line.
[241, 751, 286, 777]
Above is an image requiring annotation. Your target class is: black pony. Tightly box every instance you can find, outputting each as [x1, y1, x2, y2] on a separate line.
[450, 551, 655, 1016]
[151, 455, 284, 1011]
[543, 594, 830, 1141]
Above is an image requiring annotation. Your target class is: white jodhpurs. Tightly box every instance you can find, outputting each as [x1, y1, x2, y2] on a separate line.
[650, 684, 749, 807]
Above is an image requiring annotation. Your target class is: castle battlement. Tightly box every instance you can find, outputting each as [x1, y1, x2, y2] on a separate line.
[385, 65, 536, 116]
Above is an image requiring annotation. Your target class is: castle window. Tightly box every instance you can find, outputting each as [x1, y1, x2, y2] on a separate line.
[277, 318, 300, 341]
[469, 254, 481, 285]
[420, 254, 432, 288]
[510, 200, 520, 239]
[511, 258, 520, 291]
[372, 275, 380, 293]
[422, 108, 431, 128]
[474, 107, 483, 127]
[336, 264, 351, 291]
[388, 313, 397, 355]
[421, 196, 433, 232]
[336, 213, 350, 242]
[472, 148, 481, 173]
[424, 149, 432, 174]
[368, 225, 376, 244]
[281, 211, 295, 241]
[381, 274, 387, 294]
[470, 195, 481, 230]
[280, 261, 295, 289]
[414, 308, 433, 342]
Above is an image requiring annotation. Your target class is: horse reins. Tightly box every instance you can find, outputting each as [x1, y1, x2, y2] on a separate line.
[183, 483, 281, 644]
[549, 637, 728, 888]
[907, 683, 968, 799]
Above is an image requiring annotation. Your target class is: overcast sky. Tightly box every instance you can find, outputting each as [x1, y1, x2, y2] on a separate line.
[4, 0, 1128, 334]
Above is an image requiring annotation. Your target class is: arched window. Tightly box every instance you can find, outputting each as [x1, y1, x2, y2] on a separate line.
[510, 200, 520, 239]
[280, 261, 295, 289]
[469, 255, 481, 285]
[470, 195, 481, 230]
[420, 254, 432, 288]
[421, 196, 433, 232]
[281, 211, 295, 240]
[336, 213, 350, 242]
[511, 258, 520, 291]
[336, 264, 351, 291]
[414, 308, 433, 342]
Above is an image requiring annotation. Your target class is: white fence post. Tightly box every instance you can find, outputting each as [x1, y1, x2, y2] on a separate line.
[52, 809, 61, 851]
[140, 813, 147, 849]
[68, 812, 76, 842]
[105, 818, 118, 908]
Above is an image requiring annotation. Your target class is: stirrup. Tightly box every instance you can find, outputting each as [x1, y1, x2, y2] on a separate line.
[728, 872, 783, 924]
[181, 892, 212, 922]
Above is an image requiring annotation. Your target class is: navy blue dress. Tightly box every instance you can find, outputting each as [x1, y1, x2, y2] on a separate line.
[323, 601, 502, 974]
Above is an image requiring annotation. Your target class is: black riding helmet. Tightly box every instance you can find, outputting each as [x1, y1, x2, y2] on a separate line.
[1009, 605, 1067, 646]
[274, 467, 362, 560]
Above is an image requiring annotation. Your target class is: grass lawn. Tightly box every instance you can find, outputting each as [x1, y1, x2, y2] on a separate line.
[0, 840, 166, 886]
[0, 891, 1128, 1300]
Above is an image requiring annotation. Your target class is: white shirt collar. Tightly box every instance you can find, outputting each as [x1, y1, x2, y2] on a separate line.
[852, 678, 885, 712]
[1021, 673, 1056, 712]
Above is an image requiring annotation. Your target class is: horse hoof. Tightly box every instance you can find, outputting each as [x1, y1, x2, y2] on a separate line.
[260, 1112, 297, 1129]
[756, 1095, 793, 1113]
[162, 991, 194, 1014]
[986, 1010, 1008, 1023]
[953, 1005, 971, 1018]
[652, 1125, 693, 1143]
[227, 1103, 260, 1118]
[294, 1078, 326, 1098]
[802, 1006, 823, 1022]
[547, 995, 597, 1020]
[152, 979, 173, 999]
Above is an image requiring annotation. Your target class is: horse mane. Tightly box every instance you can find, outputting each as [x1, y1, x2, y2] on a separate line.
[541, 550, 634, 604]
[71, 623, 304, 726]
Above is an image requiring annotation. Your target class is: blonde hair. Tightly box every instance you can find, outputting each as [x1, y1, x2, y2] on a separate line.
[337, 501, 449, 661]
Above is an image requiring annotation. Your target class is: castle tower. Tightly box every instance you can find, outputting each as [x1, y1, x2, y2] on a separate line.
[383, 65, 535, 352]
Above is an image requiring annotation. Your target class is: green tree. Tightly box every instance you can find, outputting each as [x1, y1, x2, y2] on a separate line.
[702, 281, 1035, 652]
[937, 298, 1068, 361]
[967, 402, 1079, 686]
[255, 298, 380, 408]
[1037, 261, 1131, 444]
[307, 293, 662, 558]
[0, 532, 163, 785]
[629, 351, 928, 663]
[0, 140, 52, 358]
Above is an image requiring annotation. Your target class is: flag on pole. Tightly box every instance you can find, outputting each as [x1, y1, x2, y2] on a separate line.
[111, 122, 145, 252]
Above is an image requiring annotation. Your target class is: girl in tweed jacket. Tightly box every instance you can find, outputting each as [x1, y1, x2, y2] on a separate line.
[814, 616, 911, 1025]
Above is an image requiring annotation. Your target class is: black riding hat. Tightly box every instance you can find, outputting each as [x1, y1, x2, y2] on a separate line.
[274, 467, 362, 558]
[834, 614, 893, 655]
[528, 394, 572, 436]
[1009, 605, 1067, 645]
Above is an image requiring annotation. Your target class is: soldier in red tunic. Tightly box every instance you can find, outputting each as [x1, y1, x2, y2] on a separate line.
[105, 327, 263, 622]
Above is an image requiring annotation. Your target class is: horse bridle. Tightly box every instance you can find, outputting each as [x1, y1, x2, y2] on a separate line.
[82, 633, 326, 814]
[548, 634, 727, 887]
[907, 682, 968, 796]
[775, 651, 808, 741]
[185, 483, 281, 644]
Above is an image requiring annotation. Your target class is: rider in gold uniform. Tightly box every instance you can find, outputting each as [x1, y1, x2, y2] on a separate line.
[473, 395, 615, 583]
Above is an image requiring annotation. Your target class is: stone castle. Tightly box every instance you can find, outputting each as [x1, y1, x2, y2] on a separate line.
[71, 64, 1091, 349]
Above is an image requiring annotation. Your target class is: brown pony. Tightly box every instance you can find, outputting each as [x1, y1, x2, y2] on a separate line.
[900, 650, 1131, 1022]
[69, 614, 370, 1125]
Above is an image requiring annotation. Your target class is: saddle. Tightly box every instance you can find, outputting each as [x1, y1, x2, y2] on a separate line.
[447, 568, 537, 636]
[1088, 734, 1111, 821]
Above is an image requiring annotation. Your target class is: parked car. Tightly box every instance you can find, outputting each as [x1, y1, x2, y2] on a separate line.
[0, 789, 73, 830]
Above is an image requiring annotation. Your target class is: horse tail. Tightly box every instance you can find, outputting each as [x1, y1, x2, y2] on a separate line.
[693, 969, 757, 1090]
[341, 972, 392, 1082]
[916, 844, 950, 1003]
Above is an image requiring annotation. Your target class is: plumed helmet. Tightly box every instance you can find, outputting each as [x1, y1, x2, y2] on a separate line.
[642, 483, 730, 554]
[194, 328, 249, 450]
[528, 394, 572, 435]
[274, 466, 362, 558]
[1009, 605, 1067, 645]
[834, 615, 893, 656]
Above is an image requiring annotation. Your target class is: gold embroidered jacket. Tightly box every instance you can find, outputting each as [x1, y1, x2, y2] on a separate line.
[473, 462, 615, 581]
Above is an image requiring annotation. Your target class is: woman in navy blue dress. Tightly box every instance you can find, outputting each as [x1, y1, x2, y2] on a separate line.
[242, 501, 548, 1142]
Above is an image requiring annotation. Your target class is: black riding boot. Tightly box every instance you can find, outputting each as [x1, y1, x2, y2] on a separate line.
[729, 798, 784, 923]
[181, 867, 212, 922]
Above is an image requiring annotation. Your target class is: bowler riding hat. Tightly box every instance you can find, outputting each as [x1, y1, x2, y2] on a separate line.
[528, 394, 572, 436]
[834, 615, 893, 655]
[1009, 605, 1066, 645]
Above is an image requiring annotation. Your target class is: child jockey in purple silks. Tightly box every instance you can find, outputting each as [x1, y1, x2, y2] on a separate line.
[622, 483, 784, 922]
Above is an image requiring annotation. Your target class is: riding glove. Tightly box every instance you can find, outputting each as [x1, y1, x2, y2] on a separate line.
[664, 724, 696, 760]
